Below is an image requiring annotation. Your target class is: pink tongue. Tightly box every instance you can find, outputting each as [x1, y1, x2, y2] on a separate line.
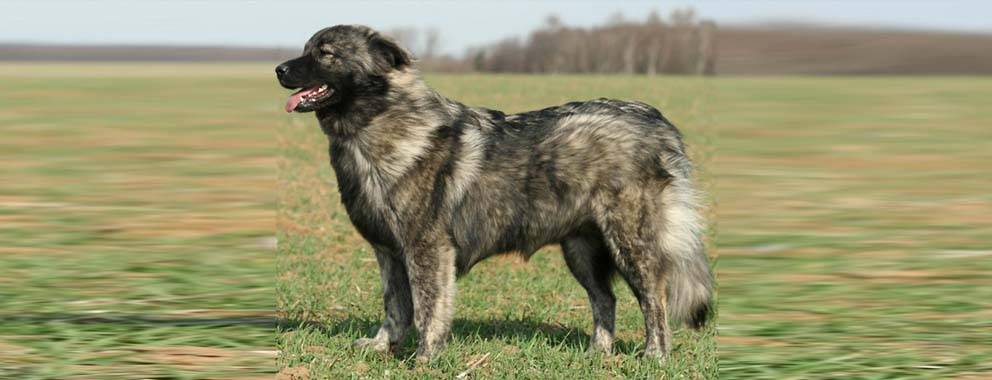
[284, 92, 304, 113]
[284, 87, 317, 113]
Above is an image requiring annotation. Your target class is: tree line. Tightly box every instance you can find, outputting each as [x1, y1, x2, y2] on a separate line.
[388, 9, 717, 75]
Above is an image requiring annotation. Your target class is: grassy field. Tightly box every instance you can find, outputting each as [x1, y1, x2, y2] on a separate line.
[0, 64, 278, 379]
[2, 64, 990, 379]
[708, 77, 991, 379]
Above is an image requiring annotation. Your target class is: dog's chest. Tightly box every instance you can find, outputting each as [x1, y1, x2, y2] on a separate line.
[327, 131, 445, 247]
[328, 139, 403, 249]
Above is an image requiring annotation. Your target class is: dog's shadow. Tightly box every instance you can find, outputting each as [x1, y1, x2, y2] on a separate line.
[279, 316, 642, 357]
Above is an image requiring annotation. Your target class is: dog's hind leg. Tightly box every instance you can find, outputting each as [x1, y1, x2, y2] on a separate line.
[561, 226, 617, 354]
[354, 245, 414, 353]
[595, 187, 673, 361]
[404, 239, 457, 362]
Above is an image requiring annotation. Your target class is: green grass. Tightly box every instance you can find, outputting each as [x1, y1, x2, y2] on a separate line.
[711, 77, 992, 379]
[0, 63, 278, 379]
[3, 64, 990, 379]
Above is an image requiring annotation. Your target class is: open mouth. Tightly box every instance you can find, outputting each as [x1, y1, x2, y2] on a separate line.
[284, 84, 334, 113]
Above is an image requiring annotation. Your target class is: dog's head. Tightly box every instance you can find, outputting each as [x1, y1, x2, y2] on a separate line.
[276, 25, 412, 113]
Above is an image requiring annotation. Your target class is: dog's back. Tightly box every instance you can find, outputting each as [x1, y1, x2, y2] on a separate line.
[446, 98, 711, 330]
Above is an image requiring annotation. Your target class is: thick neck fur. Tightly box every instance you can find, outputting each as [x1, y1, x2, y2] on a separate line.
[317, 69, 459, 196]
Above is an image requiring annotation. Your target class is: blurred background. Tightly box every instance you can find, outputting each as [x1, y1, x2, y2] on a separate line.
[1, 1, 989, 379]
[4, 1, 992, 75]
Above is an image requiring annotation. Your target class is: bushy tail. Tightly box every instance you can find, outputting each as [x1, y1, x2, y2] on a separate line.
[659, 176, 714, 329]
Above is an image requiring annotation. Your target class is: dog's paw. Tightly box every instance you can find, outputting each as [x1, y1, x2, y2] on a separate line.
[586, 338, 614, 355]
[353, 337, 390, 353]
[414, 346, 438, 364]
[586, 344, 614, 356]
[642, 347, 669, 364]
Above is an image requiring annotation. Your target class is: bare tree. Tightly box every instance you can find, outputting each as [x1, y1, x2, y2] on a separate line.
[697, 21, 717, 75]
[623, 34, 636, 74]
[423, 27, 440, 60]
[606, 11, 626, 26]
[645, 10, 666, 76]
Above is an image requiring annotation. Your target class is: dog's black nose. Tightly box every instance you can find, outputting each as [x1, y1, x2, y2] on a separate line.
[275, 64, 290, 78]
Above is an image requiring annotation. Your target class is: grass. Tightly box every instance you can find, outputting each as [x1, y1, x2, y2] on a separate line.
[0, 63, 278, 379]
[2, 63, 989, 379]
[711, 77, 992, 379]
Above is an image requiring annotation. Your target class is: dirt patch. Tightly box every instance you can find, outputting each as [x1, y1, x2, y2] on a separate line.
[501, 345, 521, 355]
[0, 341, 38, 364]
[838, 270, 982, 284]
[910, 309, 992, 320]
[950, 373, 992, 380]
[849, 250, 910, 259]
[276, 366, 311, 380]
[353, 361, 370, 374]
[776, 274, 839, 282]
[132, 346, 242, 367]
[162, 309, 275, 319]
[730, 311, 827, 322]
[718, 335, 790, 347]
[766, 269, 984, 285]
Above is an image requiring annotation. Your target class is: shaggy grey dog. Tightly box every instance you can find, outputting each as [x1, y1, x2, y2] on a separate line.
[276, 25, 713, 362]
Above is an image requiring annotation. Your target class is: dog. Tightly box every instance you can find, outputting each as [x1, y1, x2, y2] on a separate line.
[276, 25, 713, 362]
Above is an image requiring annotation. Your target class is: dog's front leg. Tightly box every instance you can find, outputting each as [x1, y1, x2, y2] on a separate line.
[404, 240, 457, 362]
[354, 245, 413, 352]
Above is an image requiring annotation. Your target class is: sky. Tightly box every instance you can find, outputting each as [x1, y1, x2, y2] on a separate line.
[3, 1, 990, 56]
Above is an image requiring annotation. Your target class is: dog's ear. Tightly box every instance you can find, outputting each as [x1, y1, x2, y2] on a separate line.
[370, 34, 412, 72]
